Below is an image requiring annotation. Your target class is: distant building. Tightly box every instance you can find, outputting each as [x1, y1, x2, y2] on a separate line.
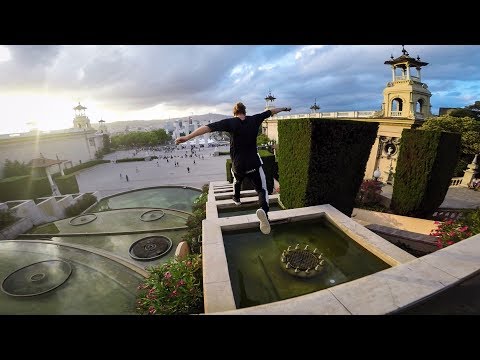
[0, 103, 104, 178]
[438, 107, 459, 116]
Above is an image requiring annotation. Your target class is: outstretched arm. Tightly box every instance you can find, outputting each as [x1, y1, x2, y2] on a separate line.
[270, 107, 291, 115]
[175, 125, 211, 145]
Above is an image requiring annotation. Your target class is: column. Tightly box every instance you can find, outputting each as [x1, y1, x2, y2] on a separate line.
[392, 66, 395, 82]
[417, 67, 421, 82]
[195, 121, 199, 147]
[406, 65, 410, 79]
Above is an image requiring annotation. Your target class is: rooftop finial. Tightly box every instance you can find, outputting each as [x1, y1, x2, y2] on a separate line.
[401, 45, 407, 55]
[417, 55, 421, 61]
[390, 54, 394, 60]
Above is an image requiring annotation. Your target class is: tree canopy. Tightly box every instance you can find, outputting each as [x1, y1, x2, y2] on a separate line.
[2, 159, 30, 179]
[110, 129, 172, 149]
[420, 115, 480, 176]
[420, 115, 480, 155]
[450, 100, 480, 120]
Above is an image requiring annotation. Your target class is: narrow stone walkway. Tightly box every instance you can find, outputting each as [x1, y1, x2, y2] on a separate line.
[381, 184, 480, 210]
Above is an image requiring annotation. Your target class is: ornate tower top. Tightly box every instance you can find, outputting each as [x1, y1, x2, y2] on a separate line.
[73, 102, 92, 130]
[265, 90, 276, 113]
[382, 45, 432, 121]
[310, 98, 320, 113]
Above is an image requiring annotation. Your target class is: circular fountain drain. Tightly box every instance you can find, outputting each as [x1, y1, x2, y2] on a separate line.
[1, 260, 72, 297]
[140, 209, 165, 222]
[280, 244, 325, 278]
[129, 236, 172, 261]
[69, 213, 97, 226]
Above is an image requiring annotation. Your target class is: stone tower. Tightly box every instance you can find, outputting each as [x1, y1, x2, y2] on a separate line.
[264, 90, 276, 113]
[98, 119, 107, 133]
[73, 102, 92, 130]
[382, 45, 432, 120]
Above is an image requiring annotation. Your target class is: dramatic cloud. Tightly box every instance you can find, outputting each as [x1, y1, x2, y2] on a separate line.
[0, 44, 479, 133]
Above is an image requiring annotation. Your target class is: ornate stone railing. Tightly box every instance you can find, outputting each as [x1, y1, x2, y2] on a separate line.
[450, 177, 463, 187]
[274, 111, 376, 120]
[390, 111, 403, 117]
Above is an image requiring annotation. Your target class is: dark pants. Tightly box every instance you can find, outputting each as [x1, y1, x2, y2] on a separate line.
[231, 166, 269, 216]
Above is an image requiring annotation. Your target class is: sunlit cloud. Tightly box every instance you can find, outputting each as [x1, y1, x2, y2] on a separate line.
[0, 45, 479, 135]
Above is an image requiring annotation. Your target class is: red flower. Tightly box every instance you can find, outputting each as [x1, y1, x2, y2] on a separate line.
[164, 271, 172, 279]
[148, 306, 157, 315]
[447, 241, 454, 245]
[177, 279, 186, 287]
[186, 261, 192, 267]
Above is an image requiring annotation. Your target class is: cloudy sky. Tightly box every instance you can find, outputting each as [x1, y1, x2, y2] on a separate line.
[0, 45, 479, 134]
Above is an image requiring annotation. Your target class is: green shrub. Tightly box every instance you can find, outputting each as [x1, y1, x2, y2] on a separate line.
[65, 193, 97, 217]
[63, 160, 109, 176]
[184, 184, 208, 254]
[218, 151, 230, 156]
[0, 209, 18, 230]
[391, 130, 461, 217]
[116, 158, 146, 163]
[55, 174, 79, 194]
[278, 118, 378, 216]
[0, 175, 51, 201]
[136, 254, 203, 315]
[462, 207, 480, 235]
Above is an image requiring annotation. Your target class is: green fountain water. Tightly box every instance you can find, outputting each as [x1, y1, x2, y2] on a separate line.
[223, 217, 389, 309]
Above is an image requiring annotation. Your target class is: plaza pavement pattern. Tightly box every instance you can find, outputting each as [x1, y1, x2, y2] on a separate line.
[77, 147, 230, 198]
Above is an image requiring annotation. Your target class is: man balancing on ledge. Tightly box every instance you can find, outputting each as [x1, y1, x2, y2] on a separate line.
[175, 102, 291, 235]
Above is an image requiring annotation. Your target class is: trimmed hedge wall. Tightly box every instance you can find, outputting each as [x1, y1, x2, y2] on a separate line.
[55, 174, 79, 194]
[116, 157, 146, 163]
[0, 175, 51, 201]
[277, 118, 379, 216]
[390, 129, 461, 217]
[62, 160, 109, 176]
[225, 150, 275, 194]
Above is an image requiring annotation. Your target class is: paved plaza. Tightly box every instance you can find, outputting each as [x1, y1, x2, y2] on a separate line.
[76, 147, 480, 209]
[77, 146, 230, 198]
[381, 184, 480, 209]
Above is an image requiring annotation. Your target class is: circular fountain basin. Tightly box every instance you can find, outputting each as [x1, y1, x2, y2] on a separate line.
[129, 236, 172, 261]
[69, 213, 97, 226]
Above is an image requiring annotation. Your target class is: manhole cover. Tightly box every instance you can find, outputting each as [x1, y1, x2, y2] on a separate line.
[281, 244, 325, 278]
[140, 209, 165, 222]
[1, 260, 72, 297]
[129, 236, 172, 261]
[69, 213, 97, 226]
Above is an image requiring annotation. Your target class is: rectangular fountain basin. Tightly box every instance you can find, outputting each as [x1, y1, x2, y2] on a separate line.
[223, 217, 390, 309]
[202, 203, 416, 314]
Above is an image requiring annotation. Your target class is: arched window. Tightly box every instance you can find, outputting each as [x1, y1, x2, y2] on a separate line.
[416, 99, 424, 114]
[391, 98, 403, 116]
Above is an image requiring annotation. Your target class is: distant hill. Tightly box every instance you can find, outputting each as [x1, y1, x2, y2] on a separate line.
[95, 113, 230, 133]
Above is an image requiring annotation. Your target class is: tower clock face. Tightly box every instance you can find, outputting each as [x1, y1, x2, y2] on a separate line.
[384, 143, 397, 155]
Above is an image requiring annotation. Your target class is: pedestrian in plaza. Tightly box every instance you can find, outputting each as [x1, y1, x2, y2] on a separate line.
[175, 101, 291, 234]
[126, 174, 129, 182]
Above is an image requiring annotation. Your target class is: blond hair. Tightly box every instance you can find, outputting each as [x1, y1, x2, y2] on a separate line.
[233, 102, 246, 116]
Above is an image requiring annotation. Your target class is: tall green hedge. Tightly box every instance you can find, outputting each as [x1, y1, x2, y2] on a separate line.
[0, 175, 51, 201]
[55, 174, 79, 194]
[278, 118, 379, 216]
[390, 129, 461, 217]
[225, 150, 275, 194]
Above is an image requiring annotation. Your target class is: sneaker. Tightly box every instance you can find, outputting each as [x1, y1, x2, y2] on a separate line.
[256, 208, 271, 235]
[232, 197, 241, 206]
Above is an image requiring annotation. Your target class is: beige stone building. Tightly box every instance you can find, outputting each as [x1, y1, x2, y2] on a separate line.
[263, 46, 432, 184]
[0, 103, 105, 177]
